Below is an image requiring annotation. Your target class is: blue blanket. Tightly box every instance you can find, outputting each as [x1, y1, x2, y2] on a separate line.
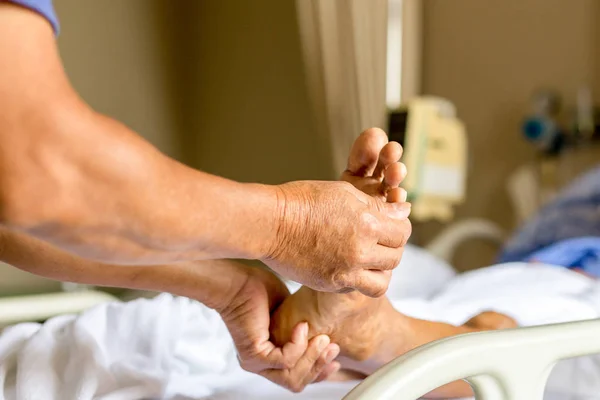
[526, 237, 600, 276]
[499, 165, 600, 275]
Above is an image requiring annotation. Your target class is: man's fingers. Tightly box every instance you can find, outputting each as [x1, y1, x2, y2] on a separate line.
[308, 343, 340, 383]
[313, 351, 341, 384]
[366, 247, 403, 272]
[373, 141, 403, 179]
[289, 335, 333, 389]
[252, 321, 307, 371]
[353, 269, 392, 297]
[280, 321, 309, 368]
[368, 202, 411, 247]
[376, 216, 412, 248]
[346, 128, 389, 177]
[261, 334, 332, 392]
[313, 361, 341, 383]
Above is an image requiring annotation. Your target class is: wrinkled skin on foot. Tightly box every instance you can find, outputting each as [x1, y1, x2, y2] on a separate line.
[270, 287, 392, 362]
[270, 286, 518, 372]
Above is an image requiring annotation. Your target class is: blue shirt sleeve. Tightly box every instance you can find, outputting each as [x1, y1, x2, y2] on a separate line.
[7, 0, 59, 34]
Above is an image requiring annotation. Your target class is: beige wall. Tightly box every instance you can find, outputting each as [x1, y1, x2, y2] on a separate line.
[171, 0, 332, 183]
[419, 0, 600, 270]
[54, 0, 182, 159]
[54, 0, 331, 184]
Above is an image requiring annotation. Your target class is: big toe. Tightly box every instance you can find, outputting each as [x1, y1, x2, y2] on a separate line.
[346, 128, 389, 176]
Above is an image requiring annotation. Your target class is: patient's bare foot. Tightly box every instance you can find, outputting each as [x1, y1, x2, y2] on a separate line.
[271, 129, 411, 372]
[269, 127, 415, 373]
[270, 287, 409, 373]
[271, 287, 518, 377]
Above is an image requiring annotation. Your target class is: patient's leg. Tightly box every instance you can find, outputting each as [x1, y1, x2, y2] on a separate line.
[270, 287, 516, 397]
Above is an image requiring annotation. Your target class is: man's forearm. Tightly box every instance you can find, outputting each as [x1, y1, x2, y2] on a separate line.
[0, 227, 247, 311]
[1, 103, 280, 264]
[0, 5, 278, 265]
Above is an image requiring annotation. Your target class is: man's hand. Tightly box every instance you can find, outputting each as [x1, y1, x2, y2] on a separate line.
[217, 264, 341, 391]
[262, 128, 411, 298]
[0, 226, 340, 393]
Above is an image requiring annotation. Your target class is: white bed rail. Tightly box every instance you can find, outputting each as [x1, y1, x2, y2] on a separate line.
[0, 290, 117, 327]
[344, 318, 600, 400]
[424, 218, 506, 262]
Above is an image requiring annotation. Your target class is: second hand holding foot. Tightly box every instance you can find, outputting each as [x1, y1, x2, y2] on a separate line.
[262, 128, 411, 298]
[263, 179, 410, 298]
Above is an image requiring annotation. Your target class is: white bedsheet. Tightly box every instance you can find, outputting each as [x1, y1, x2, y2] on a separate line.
[2, 245, 600, 400]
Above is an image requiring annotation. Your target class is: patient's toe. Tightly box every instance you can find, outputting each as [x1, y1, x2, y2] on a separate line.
[374, 141, 403, 179]
[380, 161, 405, 196]
[464, 311, 518, 330]
[346, 128, 389, 177]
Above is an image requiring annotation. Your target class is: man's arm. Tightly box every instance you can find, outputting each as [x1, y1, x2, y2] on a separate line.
[0, 4, 410, 296]
[0, 227, 242, 310]
[0, 3, 281, 264]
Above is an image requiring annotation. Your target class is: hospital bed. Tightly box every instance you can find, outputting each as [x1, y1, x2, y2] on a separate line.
[0, 289, 116, 327]
[346, 319, 600, 400]
[0, 261, 117, 327]
[341, 217, 600, 400]
[344, 166, 600, 400]
[342, 220, 600, 399]
[6, 220, 600, 400]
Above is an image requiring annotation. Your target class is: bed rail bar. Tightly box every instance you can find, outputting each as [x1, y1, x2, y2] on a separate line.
[344, 319, 600, 400]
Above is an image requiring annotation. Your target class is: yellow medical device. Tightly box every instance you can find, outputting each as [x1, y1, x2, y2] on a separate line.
[388, 97, 467, 222]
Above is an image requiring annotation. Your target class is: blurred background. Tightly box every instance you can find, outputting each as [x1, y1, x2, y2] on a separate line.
[2, 0, 600, 302]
